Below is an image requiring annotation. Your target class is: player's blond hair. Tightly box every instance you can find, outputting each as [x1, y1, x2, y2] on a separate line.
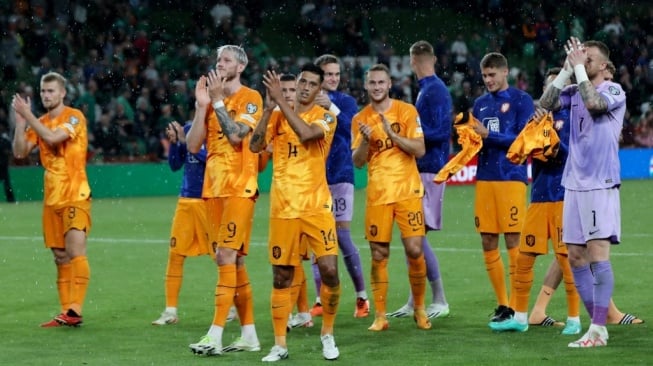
[40, 72, 67, 89]
[217, 45, 248, 67]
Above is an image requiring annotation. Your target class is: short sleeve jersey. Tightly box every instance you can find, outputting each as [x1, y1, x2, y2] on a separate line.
[265, 104, 337, 219]
[26, 106, 91, 206]
[202, 86, 263, 198]
[352, 99, 424, 206]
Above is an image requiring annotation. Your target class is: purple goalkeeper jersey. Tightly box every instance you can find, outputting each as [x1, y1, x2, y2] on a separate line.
[560, 80, 625, 191]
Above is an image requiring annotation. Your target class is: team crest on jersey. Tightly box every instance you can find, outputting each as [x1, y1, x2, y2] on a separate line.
[391, 122, 400, 134]
[608, 86, 620, 95]
[485, 117, 500, 132]
[246, 103, 258, 114]
[324, 113, 335, 124]
[500, 103, 510, 113]
[554, 119, 564, 131]
[69, 116, 79, 125]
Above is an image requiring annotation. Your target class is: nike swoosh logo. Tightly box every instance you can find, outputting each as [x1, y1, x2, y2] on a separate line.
[325, 246, 335, 251]
[508, 223, 517, 227]
[335, 213, 344, 217]
[480, 107, 488, 111]
[589, 229, 599, 235]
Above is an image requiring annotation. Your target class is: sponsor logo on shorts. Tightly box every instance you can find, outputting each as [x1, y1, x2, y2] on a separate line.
[272, 245, 282, 259]
[525, 234, 535, 247]
[369, 225, 378, 237]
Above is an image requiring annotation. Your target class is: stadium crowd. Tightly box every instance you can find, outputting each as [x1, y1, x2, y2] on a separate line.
[1, 0, 652, 163]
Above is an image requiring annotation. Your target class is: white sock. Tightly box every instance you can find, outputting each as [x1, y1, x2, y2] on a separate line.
[241, 324, 259, 343]
[207, 325, 224, 342]
[514, 311, 528, 324]
[567, 316, 580, 323]
[165, 306, 177, 314]
[356, 291, 368, 299]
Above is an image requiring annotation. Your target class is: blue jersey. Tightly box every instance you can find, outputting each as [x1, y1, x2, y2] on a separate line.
[473, 87, 533, 182]
[326, 90, 357, 184]
[530, 109, 570, 202]
[415, 75, 452, 174]
[168, 123, 207, 198]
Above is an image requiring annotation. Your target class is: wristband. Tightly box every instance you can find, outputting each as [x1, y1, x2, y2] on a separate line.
[328, 103, 341, 116]
[212, 100, 225, 110]
[551, 68, 573, 89]
[573, 64, 589, 84]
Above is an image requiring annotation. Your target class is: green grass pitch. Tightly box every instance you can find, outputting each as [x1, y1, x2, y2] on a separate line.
[0, 181, 650, 365]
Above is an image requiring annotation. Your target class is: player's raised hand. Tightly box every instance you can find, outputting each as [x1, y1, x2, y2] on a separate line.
[12, 94, 32, 122]
[194, 75, 210, 108]
[314, 91, 331, 109]
[207, 69, 226, 102]
[263, 70, 282, 103]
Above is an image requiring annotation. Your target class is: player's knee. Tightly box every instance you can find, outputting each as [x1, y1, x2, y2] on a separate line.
[52, 249, 70, 265]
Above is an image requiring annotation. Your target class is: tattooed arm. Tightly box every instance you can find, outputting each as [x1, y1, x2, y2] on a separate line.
[577, 81, 608, 114]
[539, 85, 562, 111]
[213, 105, 251, 146]
[250, 108, 272, 153]
[206, 70, 250, 146]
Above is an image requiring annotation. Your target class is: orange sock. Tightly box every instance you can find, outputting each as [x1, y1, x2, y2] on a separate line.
[290, 264, 304, 311]
[370, 258, 389, 317]
[69, 256, 90, 315]
[165, 252, 185, 308]
[513, 253, 535, 312]
[270, 287, 291, 337]
[234, 264, 255, 325]
[507, 246, 519, 309]
[56, 263, 72, 312]
[556, 253, 580, 317]
[483, 248, 508, 306]
[213, 263, 237, 326]
[297, 265, 309, 313]
[320, 284, 340, 334]
[407, 254, 427, 309]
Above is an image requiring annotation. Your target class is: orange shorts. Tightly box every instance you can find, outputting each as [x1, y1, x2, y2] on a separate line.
[364, 197, 425, 243]
[169, 197, 211, 256]
[42, 199, 92, 249]
[269, 212, 338, 267]
[205, 196, 255, 256]
[474, 181, 526, 234]
[520, 201, 566, 255]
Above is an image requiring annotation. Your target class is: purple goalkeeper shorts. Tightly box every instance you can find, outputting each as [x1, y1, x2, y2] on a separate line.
[562, 187, 621, 245]
[420, 173, 445, 231]
[330, 182, 354, 222]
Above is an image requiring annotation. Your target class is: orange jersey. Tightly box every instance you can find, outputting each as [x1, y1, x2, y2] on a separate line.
[26, 106, 90, 206]
[202, 86, 263, 198]
[352, 99, 424, 205]
[266, 104, 337, 219]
